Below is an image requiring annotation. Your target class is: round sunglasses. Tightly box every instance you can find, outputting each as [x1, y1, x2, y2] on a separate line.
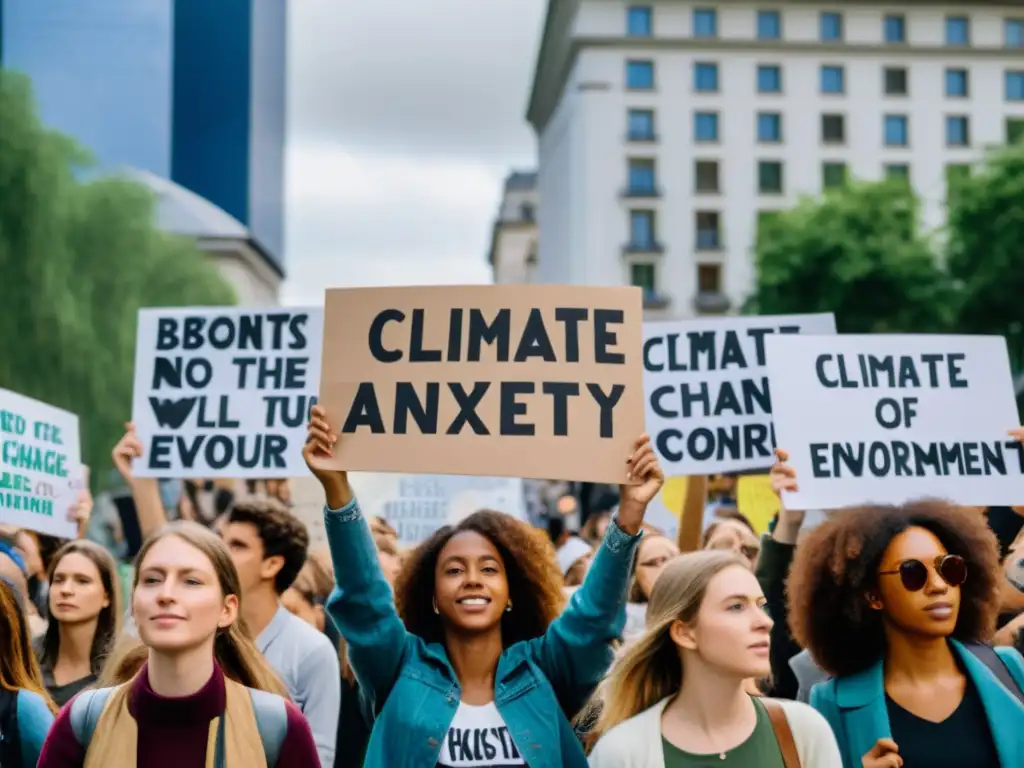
[878, 554, 967, 592]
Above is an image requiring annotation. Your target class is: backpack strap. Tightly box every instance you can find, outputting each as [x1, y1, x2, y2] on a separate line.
[762, 698, 802, 768]
[69, 688, 116, 746]
[964, 641, 1024, 706]
[248, 688, 288, 768]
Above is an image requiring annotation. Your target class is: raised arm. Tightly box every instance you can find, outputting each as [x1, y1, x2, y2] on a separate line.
[303, 406, 410, 715]
[527, 435, 663, 710]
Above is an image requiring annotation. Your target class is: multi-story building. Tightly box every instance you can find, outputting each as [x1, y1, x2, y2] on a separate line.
[527, 1, 1024, 318]
[0, 0, 286, 297]
[487, 171, 540, 284]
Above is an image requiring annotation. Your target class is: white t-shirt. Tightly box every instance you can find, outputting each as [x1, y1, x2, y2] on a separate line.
[435, 701, 526, 767]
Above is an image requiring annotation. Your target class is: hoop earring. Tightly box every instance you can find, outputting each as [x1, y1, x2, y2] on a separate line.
[505, 600, 513, 613]
[433, 598, 440, 615]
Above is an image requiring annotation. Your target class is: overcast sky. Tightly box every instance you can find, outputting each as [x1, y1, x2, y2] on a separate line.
[282, 0, 547, 306]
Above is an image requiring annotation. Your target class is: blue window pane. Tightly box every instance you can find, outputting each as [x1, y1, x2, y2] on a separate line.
[884, 115, 908, 146]
[693, 9, 717, 37]
[694, 63, 719, 92]
[821, 66, 845, 94]
[758, 65, 782, 93]
[695, 112, 719, 141]
[820, 12, 842, 41]
[630, 211, 655, 248]
[757, 113, 782, 142]
[628, 160, 656, 194]
[884, 15, 905, 43]
[626, 60, 654, 89]
[1008, 20, 1024, 48]
[1006, 71, 1024, 101]
[946, 16, 969, 45]
[627, 6, 652, 37]
[757, 10, 781, 40]
[945, 69, 968, 97]
[946, 117, 969, 146]
[628, 109, 655, 139]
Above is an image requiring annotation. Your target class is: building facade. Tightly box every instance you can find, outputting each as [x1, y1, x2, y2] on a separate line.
[487, 171, 540, 284]
[527, 1, 1024, 318]
[0, 0, 286, 290]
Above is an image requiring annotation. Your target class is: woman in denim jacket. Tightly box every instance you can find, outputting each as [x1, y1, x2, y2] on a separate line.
[303, 405, 664, 768]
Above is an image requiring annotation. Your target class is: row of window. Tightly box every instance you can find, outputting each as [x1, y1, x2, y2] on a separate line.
[629, 262, 723, 300]
[625, 59, 1024, 101]
[626, 161, 976, 252]
[625, 110, 1024, 149]
[625, 5, 1024, 48]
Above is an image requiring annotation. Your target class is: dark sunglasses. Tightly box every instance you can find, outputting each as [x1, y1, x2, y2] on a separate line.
[878, 554, 967, 592]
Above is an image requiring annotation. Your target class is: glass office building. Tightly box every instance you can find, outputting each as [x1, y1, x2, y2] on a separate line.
[0, 0, 286, 272]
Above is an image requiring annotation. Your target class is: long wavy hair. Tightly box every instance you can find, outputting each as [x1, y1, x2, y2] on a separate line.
[39, 539, 121, 676]
[395, 510, 565, 647]
[99, 521, 287, 697]
[0, 580, 57, 713]
[584, 550, 747, 745]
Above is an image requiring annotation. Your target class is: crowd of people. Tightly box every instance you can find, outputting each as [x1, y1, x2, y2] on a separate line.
[0, 406, 1022, 767]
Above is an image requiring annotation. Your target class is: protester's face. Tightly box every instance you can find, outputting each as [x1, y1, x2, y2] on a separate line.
[434, 531, 509, 633]
[378, 548, 401, 588]
[873, 526, 962, 638]
[134, 536, 237, 653]
[594, 514, 610, 541]
[704, 520, 760, 568]
[281, 588, 323, 631]
[675, 565, 772, 679]
[14, 532, 43, 578]
[49, 553, 109, 624]
[222, 521, 268, 595]
[636, 536, 680, 600]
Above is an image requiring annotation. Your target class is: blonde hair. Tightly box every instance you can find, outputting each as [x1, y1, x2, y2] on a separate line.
[105, 521, 288, 697]
[585, 550, 748, 744]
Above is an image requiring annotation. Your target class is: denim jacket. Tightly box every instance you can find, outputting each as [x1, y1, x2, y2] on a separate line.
[324, 498, 641, 768]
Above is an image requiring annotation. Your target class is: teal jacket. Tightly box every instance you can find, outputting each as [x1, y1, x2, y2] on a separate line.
[324, 498, 640, 768]
[810, 639, 1024, 768]
[16, 689, 54, 768]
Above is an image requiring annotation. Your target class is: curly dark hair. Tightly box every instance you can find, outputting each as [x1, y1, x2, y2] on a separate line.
[228, 496, 309, 594]
[395, 510, 566, 647]
[787, 500, 1001, 678]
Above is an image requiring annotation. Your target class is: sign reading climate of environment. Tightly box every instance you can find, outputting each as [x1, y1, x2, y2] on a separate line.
[643, 313, 836, 476]
[764, 334, 1024, 510]
[315, 285, 646, 484]
[351, 473, 527, 546]
[0, 388, 81, 538]
[131, 307, 323, 478]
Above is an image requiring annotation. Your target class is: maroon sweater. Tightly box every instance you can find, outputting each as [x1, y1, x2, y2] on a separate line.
[37, 663, 320, 767]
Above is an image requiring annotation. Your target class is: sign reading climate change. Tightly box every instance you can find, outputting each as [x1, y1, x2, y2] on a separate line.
[643, 314, 836, 475]
[765, 334, 1024, 510]
[131, 307, 323, 478]
[0, 388, 81, 538]
[316, 285, 646, 484]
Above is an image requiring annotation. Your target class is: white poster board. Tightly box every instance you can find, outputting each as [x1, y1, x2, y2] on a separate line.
[131, 307, 323, 478]
[350, 472, 527, 547]
[0, 388, 80, 538]
[643, 313, 836, 476]
[765, 334, 1024, 510]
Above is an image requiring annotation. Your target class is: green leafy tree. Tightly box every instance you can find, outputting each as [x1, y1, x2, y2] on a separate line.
[0, 70, 235, 487]
[746, 180, 956, 333]
[945, 142, 1024, 377]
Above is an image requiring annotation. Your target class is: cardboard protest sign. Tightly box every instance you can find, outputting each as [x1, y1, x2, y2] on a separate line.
[765, 334, 1024, 510]
[131, 307, 323, 478]
[0, 388, 80, 538]
[350, 473, 527, 547]
[643, 313, 836, 475]
[317, 285, 645, 484]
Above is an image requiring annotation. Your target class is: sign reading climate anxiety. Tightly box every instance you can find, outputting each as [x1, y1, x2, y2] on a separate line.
[351, 473, 526, 546]
[643, 313, 836, 475]
[764, 334, 1024, 510]
[131, 307, 323, 478]
[0, 388, 81, 538]
[316, 285, 645, 484]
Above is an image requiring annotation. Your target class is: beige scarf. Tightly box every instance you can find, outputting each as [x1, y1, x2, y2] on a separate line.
[83, 675, 268, 768]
